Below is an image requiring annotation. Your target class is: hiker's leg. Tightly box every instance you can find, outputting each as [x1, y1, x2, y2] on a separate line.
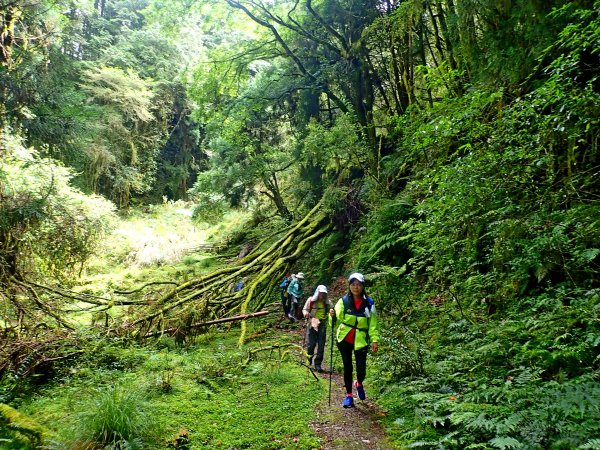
[280, 292, 287, 315]
[290, 295, 299, 319]
[354, 346, 368, 385]
[336, 340, 354, 394]
[306, 327, 317, 365]
[313, 323, 327, 368]
[284, 295, 293, 317]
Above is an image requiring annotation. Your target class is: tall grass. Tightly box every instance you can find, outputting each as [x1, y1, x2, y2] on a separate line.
[66, 385, 150, 449]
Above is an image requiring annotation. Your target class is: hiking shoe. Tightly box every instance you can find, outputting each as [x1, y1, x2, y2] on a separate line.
[343, 395, 354, 408]
[354, 381, 366, 400]
[315, 366, 323, 373]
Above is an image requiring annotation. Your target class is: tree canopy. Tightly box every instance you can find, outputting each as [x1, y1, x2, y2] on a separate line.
[1, 0, 599, 448]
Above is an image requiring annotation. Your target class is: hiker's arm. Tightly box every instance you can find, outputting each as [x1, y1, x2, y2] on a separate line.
[369, 304, 380, 352]
[334, 299, 345, 320]
[286, 280, 295, 295]
[302, 298, 311, 318]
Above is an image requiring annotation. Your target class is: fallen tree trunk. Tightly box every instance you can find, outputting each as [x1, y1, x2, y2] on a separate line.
[3, 199, 333, 343]
[0, 403, 48, 447]
[120, 200, 333, 342]
[143, 310, 270, 338]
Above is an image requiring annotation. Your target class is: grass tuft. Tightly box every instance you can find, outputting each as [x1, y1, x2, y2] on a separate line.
[66, 384, 151, 449]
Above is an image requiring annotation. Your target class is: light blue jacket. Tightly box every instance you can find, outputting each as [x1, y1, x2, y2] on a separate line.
[286, 278, 304, 299]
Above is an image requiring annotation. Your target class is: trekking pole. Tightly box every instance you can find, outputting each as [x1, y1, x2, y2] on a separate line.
[328, 316, 336, 407]
[300, 316, 309, 366]
[302, 317, 308, 350]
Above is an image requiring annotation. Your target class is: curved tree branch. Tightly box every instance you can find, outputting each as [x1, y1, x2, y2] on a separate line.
[225, 0, 349, 114]
[120, 199, 333, 343]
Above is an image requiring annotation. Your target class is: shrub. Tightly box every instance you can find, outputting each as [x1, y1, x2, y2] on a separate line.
[0, 130, 115, 284]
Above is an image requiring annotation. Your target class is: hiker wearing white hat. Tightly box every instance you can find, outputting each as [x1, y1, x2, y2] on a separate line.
[329, 272, 380, 408]
[302, 285, 332, 372]
[285, 272, 305, 320]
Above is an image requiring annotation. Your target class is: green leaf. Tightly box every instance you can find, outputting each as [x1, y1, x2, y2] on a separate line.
[489, 436, 522, 449]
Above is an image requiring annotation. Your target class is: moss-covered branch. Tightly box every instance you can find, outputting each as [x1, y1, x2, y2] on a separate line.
[0, 403, 48, 447]
[121, 201, 332, 342]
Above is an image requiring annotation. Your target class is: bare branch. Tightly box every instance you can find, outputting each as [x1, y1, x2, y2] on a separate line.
[225, 0, 349, 114]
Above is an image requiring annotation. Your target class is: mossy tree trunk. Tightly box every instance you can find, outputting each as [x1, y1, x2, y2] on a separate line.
[121, 201, 332, 342]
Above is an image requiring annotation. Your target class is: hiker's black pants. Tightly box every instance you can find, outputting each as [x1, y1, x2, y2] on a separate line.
[306, 321, 327, 368]
[336, 340, 368, 394]
[280, 290, 288, 315]
[284, 294, 299, 318]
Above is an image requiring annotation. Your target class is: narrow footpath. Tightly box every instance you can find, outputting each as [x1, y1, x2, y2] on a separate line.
[310, 370, 395, 450]
[285, 317, 396, 450]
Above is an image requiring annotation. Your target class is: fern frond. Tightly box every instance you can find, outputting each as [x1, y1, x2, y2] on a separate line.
[498, 413, 523, 434]
[407, 441, 438, 448]
[450, 411, 478, 426]
[368, 230, 405, 258]
[372, 264, 407, 278]
[466, 413, 497, 433]
[489, 436, 522, 449]
[580, 438, 600, 449]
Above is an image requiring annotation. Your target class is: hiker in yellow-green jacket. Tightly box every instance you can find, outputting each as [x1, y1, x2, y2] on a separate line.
[329, 272, 380, 408]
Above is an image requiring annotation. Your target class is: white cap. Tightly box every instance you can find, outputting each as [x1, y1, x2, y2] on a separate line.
[312, 285, 328, 300]
[348, 272, 365, 283]
[296, 272, 305, 279]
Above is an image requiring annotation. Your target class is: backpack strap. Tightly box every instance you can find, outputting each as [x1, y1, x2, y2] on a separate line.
[341, 295, 371, 332]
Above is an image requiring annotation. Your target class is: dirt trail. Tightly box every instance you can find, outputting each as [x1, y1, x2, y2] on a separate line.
[283, 318, 396, 450]
[310, 371, 396, 450]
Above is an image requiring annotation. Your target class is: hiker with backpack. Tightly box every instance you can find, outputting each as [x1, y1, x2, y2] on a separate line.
[286, 272, 305, 321]
[302, 285, 332, 372]
[279, 272, 292, 318]
[329, 272, 380, 408]
[232, 276, 247, 293]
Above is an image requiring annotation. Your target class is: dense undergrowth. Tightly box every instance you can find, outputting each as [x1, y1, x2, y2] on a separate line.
[308, 4, 599, 449]
[2, 2, 599, 449]
[3, 315, 325, 449]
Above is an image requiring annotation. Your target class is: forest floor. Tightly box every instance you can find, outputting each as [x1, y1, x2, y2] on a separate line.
[283, 317, 396, 450]
[311, 371, 396, 450]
